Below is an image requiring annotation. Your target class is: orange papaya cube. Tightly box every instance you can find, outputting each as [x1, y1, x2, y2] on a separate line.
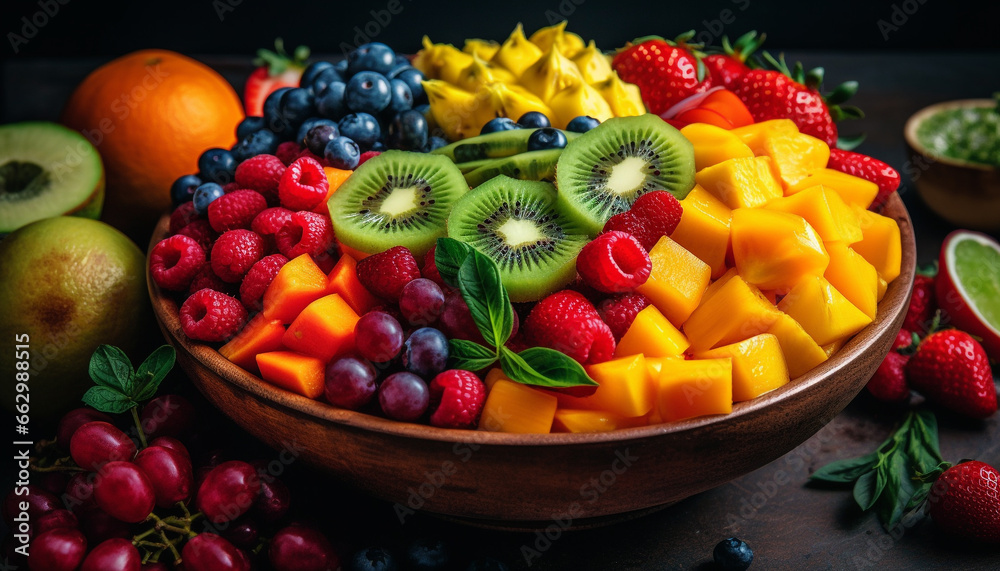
[700, 267, 740, 306]
[680, 123, 755, 171]
[263, 254, 330, 324]
[480, 380, 557, 434]
[693, 333, 789, 402]
[282, 294, 359, 362]
[877, 275, 888, 302]
[695, 156, 783, 209]
[645, 407, 664, 426]
[326, 254, 379, 315]
[657, 358, 733, 422]
[636, 236, 711, 327]
[219, 313, 286, 373]
[851, 207, 902, 283]
[552, 409, 648, 433]
[671, 185, 733, 279]
[777, 275, 872, 346]
[557, 354, 653, 418]
[313, 168, 353, 215]
[824, 242, 879, 320]
[256, 351, 326, 399]
[823, 339, 846, 358]
[789, 168, 878, 209]
[683, 274, 781, 351]
[730, 119, 800, 155]
[615, 305, 690, 358]
[763, 186, 862, 244]
[484, 367, 511, 392]
[646, 356, 682, 381]
[731, 208, 829, 292]
[765, 313, 828, 378]
[759, 131, 830, 188]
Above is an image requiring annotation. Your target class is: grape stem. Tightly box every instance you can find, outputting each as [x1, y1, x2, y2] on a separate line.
[130, 405, 148, 448]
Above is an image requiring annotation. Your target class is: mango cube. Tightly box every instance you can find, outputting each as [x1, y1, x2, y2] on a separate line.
[825, 242, 879, 320]
[700, 267, 739, 306]
[777, 275, 872, 346]
[759, 132, 830, 188]
[731, 119, 799, 155]
[788, 168, 878, 209]
[646, 356, 682, 380]
[683, 274, 782, 351]
[693, 334, 790, 402]
[671, 185, 733, 279]
[484, 367, 512, 392]
[823, 339, 846, 358]
[764, 186, 862, 244]
[766, 314, 828, 378]
[852, 207, 902, 283]
[877, 275, 888, 302]
[695, 156, 784, 209]
[552, 409, 646, 433]
[731, 208, 830, 292]
[615, 305, 690, 358]
[557, 354, 653, 418]
[635, 236, 711, 327]
[680, 123, 755, 171]
[480, 380, 557, 434]
[657, 358, 733, 422]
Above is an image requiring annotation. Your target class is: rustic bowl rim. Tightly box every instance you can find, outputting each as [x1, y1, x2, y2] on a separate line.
[903, 98, 998, 172]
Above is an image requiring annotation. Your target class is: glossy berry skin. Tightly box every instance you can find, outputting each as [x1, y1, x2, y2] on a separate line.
[69, 421, 136, 470]
[349, 546, 399, 571]
[80, 538, 141, 571]
[524, 290, 615, 364]
[317, 82, 348, 119]
[305, 122, 341, 156]
[866, 351, 910, 403]
[35, 509, 78, 535]
[279, 87, 317, 127]
[480, 117, 521, 135]
[613, 38, 713, 115]
[182, 533, 250, 571]
[133, 445, 194, 508]
[76, 506, 132, 544]
[196, 460, 262, 524]
[4, 485, 59, 529]
[310, 67, 345, 97]
[902, 274, 936, 335]
[566, 115, 600, 133]
[56, 408, 113, 451]
[149, 436, 190, 460]
[393, 67, 426, 103]
[354, 311, 405, 362]
[269, 524, 340, 571]
[236, 116, 266, 140]
[399, 278, 445, 326]
[388, 109, 428, 151]
[403, 328, 449, 379]
[192, 182, 226, 215]
[356, 246, 422, 300]
[222, 518, 260, 550]
[517, 111, 550, 128]
[379, 372, 430, 421]
[597, 292, 652, 341]
[526, 127, 567, 151]
[713, 537, 754, 571]
[302, 61, 336, 89]
[93, 461, 156, 523]
[231, 128, 280, 162]
[576, 230, 651, 293]
[198, 148, 237, 184]
[348, 42, 396, 76]
[171, 174, 203, 206]
[426, 136, 448, 152]
[325, 356, 379, 410]
[602, 190, 684, 252]
[827, 148, 902, 208]
[324, 136, 361, 170]
[27, 528, 87, 571]
[346, 71, 392, 115]
[388, 79, 414, 114]
[928, 460, 1000, 544]
[140, 394, 195, 439]
[403, 538, 451, 571]
[338, 113, 382, 151]
[906, 330, 997, 418]
[252, 476, 291, 523]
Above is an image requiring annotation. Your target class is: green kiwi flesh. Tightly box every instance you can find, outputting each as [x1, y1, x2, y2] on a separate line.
[328, 150, 468, 257]
[462, 149, 562, 187]
[555, 114, 695, 236]
[446, 175, 588, 302]
[433, 129, 580, 163]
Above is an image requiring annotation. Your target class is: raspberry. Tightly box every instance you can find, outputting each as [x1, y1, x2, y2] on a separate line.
[357, 150, 381, 167]
[356, 246, 421, 300]
[275, 211, 336, 261]
[222, 182, 241, 193]
[275, 141, 302, 166]
[603, 190, 683, 251]
[597, 292, 652, 341]
[169, 201, 200, 234]
[866, 351, 910, 403]
[240, 254, 289, 312]
[251, 207, 294, 239]
[188, 265, 232, 297]
[179, 288, 248, 342]
[175, 220, 216, 252]
[422, 245, 447, 288]
[207, 189, 268, 232]
[278, 157, 330, 211]
[211, 229, 265, 283]
[428, 369, 486, 429]
[295, 148, 330, 167]
[234, 154, 285, 203]
[576, 231, 651, 293]
[149, 235, 206, 292]
[524, 290, 615, 364]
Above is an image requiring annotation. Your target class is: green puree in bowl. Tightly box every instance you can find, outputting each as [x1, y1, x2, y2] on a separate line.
[916, 97, 1000, 167]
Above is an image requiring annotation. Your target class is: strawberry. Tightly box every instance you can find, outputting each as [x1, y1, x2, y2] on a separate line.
[865, 351, 910, 403]
[902, 272, 937, 335]
[703, 31, 765, 89]
[906, 329, 997, 419]
[827, 148, 902, 208]
[612, 32, 713, 115]
[928, 461, 1000, 544]
[243, 39, 309, 117]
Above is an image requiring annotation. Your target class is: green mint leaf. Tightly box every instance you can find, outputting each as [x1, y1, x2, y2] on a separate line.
[499, 346, 598, 388]
[853, 470, 880, 511]
[811, 452, 879, 484]
[434, 237, 472, 288]
[81, 386, 137, 415]
[447, 339, 499, 372]
[89, 345, 134, 392]
[457, 250, 513, 348]
[132, 345, 176, 402]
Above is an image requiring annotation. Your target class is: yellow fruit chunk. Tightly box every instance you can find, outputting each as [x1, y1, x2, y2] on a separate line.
[455, 55, 517, 92]
[681, 123, 755, 171]
[484, 367, 512, 392]
[552, 409, 646, 433]
[480, 380, 557, 434]
[547, 82, 614, 128]
[823, 339, 846, 358]
[485, 83, 554, 125]
[778, 275, 872, 346]
[731, 119, 800, 155]
[572, 40, 613, 84]
[766, 313, 828, 378]
[701, 267, 739, 306]
[462, 39, 501, 60]
[592, 71, 646, 118]
[646, 356, 682, 380]
[852, 207, 902, 283]
[424, 80, 496, 141]
[557, 354, 653, 418]
[520, 47, 583, 102]
[528, 20, 585, 57]
[825, 242, 879, 320]
[695, 156, 783, 209]
[877, 275, 888, 302]
[684, 274, 781, 351]
[491, 23, 544, 78]
[764, 185, 862, 244]
[657, 358, 733, 422]
[671, 185, 733, 279]
[693, 334, 790, 402]
[615, 305, 690, 358]
[759, 132, 830, 188]
[731, 209, 830, 292]
[789, 169, 878, 209]
[636, 236, 711, 327]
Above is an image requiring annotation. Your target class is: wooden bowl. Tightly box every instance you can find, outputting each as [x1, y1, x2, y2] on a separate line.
[904, 99, 1000, 231]
[148, 195, 916, 530]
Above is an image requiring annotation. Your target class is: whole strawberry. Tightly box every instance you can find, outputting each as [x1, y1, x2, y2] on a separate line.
[902, 274, 937, 335]
[703, 31, 765, 89]
[928, 461, 1000, 544]
[524, 290, 615, 364]
[866, 351, 910, 403]
[612, 32, 713, 115]
[734, 69, 836, 146]
[827, 148, 902, 208]
[906, 330, 997, 418]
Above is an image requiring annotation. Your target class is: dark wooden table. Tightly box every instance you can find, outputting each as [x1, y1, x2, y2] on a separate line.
[3, 52, 999, 570]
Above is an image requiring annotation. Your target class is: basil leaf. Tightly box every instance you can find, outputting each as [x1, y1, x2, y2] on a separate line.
[133, 345, 176, 402]
[89, 345, 134, 392]
[447, 339, 499, 372]
[498, 347, 552, 387]
[434, 238, 472, 288]
[81, 385, 136, 415]
[811, 452, 879, 484]
[499, 346, 598, 388]
[853, 470, 880, 511]
[914, 410, 944, 467]
[457, 251, 513, 349]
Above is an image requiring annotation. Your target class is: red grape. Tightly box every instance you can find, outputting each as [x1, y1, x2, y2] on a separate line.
[80, 537, 141, 571]
[324, 356, 378, 410]
[3, 485, 59, 526]
[77, 507, 132, 544]
[181, 533, 250, 571]
[134, 445, 194, 508]
[64, 472, 98, 512]
[27, 528, 87, 571]
[268, 524, 340, 571]
[378, 372, 430, 421]
[354, 311, 404, 362]
[140, 394, 196, 439]
[35, 509, 78, 535]
[252, 476, 291, 523]
[93, 462, 156, 523]
[196, 461, 261, 524]
[222, 517, 260, 549]
[402, 328, 449, 379]
[141, 563, 171, 571]
[70, 421, 137, 471]
[399, 278, 445, 326]
[56, 408, 114, 451]
[39, 471, 70, 496]
[149, 436, 191, 460]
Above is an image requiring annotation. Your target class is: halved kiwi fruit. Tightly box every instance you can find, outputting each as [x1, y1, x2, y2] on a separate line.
[446, 175, 588, 302]
[328, 150, 468, 257]
[555, 114, 695, 236]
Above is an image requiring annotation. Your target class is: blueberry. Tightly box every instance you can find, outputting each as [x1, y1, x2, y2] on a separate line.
[403, 328, 449, 378]
[518, 111, 551, 129]
[231, 129, 280, 162]
[388, 79, 414, 114]
[301, 60, 334, 87]
[346, 71, 392, 115]
[480, 117, 521, 135]
[309, 66, 344, 96]
[324, 136, 360, 170]
[527, 127, 568, 151]
[279, 87, 316, 128]
[296, 118, 335, 146]
[388, 109, 428, 151]
[348, 42, 396, 76]
[348, 546, 398, 571]
[713, 537, 753, 571]
[192, 182, 224, 215]
[305, 122, 340, 156]
[386, 62, 413, 79]
[465, 558, 509, 571]
[425, 136, 447, 152]
[170, 174, 202, 206]
[403, 538, 451, 571]
[414, 103, 431, 117]
[236, 116, 265, 140]
[197, 148, 236, 184]
[393, 67, 426, 104]
[333, 59, 349, 76]
[566, 115, 601, 133]
[263, 87, 292, 131]
[317, 82, 348, 119]
[371, 140, 387, 152]
[338, 113, 382, 151]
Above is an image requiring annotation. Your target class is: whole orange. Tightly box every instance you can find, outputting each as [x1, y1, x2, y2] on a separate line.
[62, 49, 244, 242]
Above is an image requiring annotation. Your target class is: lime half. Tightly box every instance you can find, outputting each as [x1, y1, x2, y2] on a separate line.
[940, 230, 1000, 358]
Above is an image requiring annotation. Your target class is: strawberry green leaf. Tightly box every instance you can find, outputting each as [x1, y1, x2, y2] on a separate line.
[81, 386, 136, 415]
[89, 345, 134, 392]
[447, 339, 499, 372]
[825, 81, 859, 106]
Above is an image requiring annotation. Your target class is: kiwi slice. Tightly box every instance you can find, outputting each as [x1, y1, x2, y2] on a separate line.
[463, 149, 562, 187]
[447, 175, 587, 302]
[328, 150, 467, 257]
[0, 122, 104, 235]
[555, 114, 695, 236]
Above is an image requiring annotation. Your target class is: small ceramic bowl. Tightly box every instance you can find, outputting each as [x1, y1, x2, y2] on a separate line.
[148, 195, 915, 530]
[904, 99, 1000, 231]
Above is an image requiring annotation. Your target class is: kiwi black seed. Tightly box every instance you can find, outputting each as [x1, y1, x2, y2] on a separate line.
[446, 175, 588, 302]
[328, 150, 468, 257]
[555, 114, 696, 236]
